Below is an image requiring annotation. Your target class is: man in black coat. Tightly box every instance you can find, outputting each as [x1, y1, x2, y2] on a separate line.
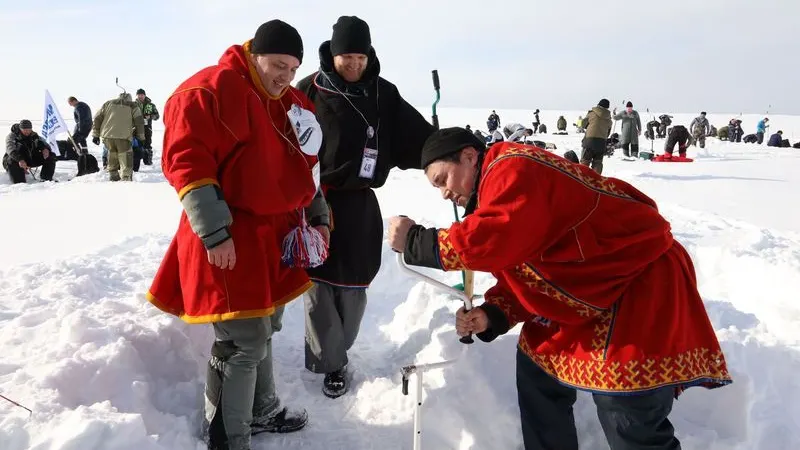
[296, 15, 434, 399]
[3, 120, 57, 183]
[67, 96, 92, 150]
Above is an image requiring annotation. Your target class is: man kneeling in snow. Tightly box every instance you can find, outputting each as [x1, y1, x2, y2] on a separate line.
[387, 127, 732, 450]
[657, 125, 692, 161]
[3, 119, 56, 183]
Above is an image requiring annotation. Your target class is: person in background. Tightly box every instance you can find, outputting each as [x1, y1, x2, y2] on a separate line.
[531, 108, 541, 134]
[146, 19, 328, 450]
[487, 110, 500, 132]
[658, 124, 692, 160]
[579, 99, 612, 174]
[756, 117, 769, 144]
[135, 88, 160, 165]
[767, 130, 783, 147]
[717, 125, 729, 141]
[506, 125, 534, 143]
[295, 15, 434, 399]
[3, 119, 57, 183]
[690, 111, 710, 149]
[729, 118, 744, 143]
[613, 101, 642, 157]
[387, 127, 732, 450]
[556, 115, 567, 132]
[657, 114, 673, 138]
[91, 92, 145, 181]
[644, 118, 659, 140]
[486, 128, 504, 144]
[574, 115, 585, 133]
[502, 122, 523, 139]
[67, 96, 92, 151]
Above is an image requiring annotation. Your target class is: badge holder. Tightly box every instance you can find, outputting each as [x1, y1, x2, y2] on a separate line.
[287, 104, 322, 157]
[358, 148, 378, 179]
[359, 125, 378, 180]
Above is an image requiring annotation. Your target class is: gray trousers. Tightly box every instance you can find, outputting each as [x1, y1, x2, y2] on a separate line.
[304, 282, 367, 374]
[622, 142, 640, 158]
[516, 349, 680, 450]
[205, 308, 283, 450]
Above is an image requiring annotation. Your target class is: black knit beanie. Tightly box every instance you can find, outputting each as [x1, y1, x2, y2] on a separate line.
[19, 119, 32, 130]
[421, 127, 486, 169]
[330, 16, 372, 56]
[598, 99, 610, 108]
[136, 88, 146, 95]
[251, 20, 304, 63]
[626, 101, 633, 107]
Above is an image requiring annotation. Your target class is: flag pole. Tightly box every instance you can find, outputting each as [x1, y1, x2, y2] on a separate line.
[43, 89, 83, 157]
[65, 130, 84, 155]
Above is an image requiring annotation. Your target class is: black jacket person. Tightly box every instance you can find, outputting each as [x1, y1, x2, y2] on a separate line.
[67, 96, 92, 149]
[295, 15, 434, 398]
[3, 120, 57, 183]
[135, 88, 160, 165]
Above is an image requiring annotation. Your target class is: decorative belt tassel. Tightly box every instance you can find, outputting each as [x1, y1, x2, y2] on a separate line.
[281, 210, 329, 268]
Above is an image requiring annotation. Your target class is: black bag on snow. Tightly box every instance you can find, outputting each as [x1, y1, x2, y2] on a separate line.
[56, 140, 81, 161]
[743, 134, 758, 144]
[563, 150, 579, 164]
[76, 152, 100, 177]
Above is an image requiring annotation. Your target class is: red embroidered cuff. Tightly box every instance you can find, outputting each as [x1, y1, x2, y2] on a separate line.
[437, 229, 466, 271]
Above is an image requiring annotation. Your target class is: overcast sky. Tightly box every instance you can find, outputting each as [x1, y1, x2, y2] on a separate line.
[0, 0, 796, 123]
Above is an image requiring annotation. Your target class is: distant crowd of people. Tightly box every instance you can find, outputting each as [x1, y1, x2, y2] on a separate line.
[462, 106, 798, 175]
[3, 89, 159, 183]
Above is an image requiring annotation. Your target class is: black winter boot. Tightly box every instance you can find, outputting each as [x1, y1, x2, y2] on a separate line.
[322, 368, 348, 398]
[143, 148, 153, 165]
[251, 407, 308, 434]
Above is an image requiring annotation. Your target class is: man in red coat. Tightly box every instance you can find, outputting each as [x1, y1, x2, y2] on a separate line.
[388, 127, 732, 450]
[146, 20, 330, 450]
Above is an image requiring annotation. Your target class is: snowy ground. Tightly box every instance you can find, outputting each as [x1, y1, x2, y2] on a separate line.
[1, 109, 799, 449]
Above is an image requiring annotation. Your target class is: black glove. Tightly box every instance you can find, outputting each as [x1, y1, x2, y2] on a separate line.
[92, 136, 100, 146]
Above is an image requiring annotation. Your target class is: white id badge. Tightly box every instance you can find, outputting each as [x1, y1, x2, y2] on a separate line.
[287, 104, 322, 156]
[359, 148, 378, 179]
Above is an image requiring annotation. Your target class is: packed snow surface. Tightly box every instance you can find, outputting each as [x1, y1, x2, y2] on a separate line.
[1, 108, 799, 449]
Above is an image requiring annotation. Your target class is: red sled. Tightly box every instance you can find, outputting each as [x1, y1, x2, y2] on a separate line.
[653, 154, 694, 162]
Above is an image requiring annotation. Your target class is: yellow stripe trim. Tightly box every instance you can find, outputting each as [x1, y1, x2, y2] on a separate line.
[145, 280, 312, 324]
[177, 178, 218, 200]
